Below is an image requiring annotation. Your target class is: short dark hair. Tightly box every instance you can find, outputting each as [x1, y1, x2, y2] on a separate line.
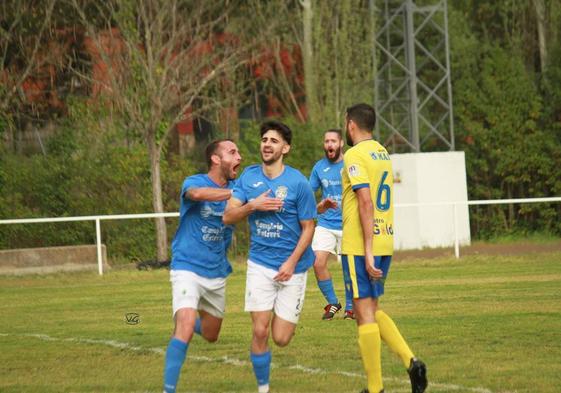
[259, 120, 292, 145]
[324, 128, 343, 139]
[205, 139, 233, 169]
[346, 103, 376, 132]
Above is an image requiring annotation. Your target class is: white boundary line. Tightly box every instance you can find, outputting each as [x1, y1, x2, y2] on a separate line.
[0, 332, 509, 393]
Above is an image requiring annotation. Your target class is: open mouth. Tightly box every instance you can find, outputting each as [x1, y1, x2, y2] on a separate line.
[232, 163, 240, 174]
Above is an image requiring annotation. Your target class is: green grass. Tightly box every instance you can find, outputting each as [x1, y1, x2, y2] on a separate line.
[1, 252, 560, 392]
[476, 231, 560, 244]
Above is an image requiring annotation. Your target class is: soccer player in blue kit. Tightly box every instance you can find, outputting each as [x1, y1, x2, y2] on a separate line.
[223, 121, 317, 393]
[162, 139, 242, 393]
[309, 128, 354, 320]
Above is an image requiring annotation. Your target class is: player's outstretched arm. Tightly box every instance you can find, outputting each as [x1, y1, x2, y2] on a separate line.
[186, 187, 232, 202]
[274, 219, 315, 282]
[223, 190, 284, 224]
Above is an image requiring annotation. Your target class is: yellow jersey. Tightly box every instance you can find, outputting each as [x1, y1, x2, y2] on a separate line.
[341, 139, 394, 256]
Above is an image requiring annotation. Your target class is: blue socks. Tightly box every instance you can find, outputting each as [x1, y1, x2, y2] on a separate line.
[194, 318, 202, 335]
[318, 279, 339, 305]
[251, 350, 272, 392]
[163, 338, 188, 393]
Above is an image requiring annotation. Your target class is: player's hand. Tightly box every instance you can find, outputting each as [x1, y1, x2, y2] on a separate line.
[274, 260, 296, 282]
[250, 190, 284, 211]
[317, 198, 338, 214]
[365, 254, 383, 280]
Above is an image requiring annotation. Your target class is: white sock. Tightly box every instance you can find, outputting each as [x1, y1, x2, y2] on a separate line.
[258, 383, 270, 393]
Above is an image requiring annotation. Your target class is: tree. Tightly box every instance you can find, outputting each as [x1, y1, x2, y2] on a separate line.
[73, 0, 259, 261]
[297, 0, 376, 126]
[0, 0, 57, 148]
[299, 0, 318, 123]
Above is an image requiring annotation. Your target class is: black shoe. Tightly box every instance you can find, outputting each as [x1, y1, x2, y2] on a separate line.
[322, 303, 342, 320]
[359, 390, 384, 393]
[408, 358, 428, 393]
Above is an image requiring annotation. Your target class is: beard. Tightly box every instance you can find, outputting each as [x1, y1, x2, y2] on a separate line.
[324, 146, 342, 162]
[345, 129, 354, 147]
[220, 161, 237, 181]
[261, 150, 282, 166]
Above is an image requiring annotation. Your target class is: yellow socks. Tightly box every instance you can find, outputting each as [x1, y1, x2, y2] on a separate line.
[375, 309, 414, 368]
[358, 323, 383, 393]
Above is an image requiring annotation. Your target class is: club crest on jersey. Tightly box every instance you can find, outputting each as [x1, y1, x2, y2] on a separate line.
[275, 185, 288, 200]
[348, 165, 360, 177]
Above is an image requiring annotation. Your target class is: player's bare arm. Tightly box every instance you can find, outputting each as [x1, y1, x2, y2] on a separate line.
[316, 197, 338, 214]
[185, 187, 232, 202]
[274, 219, 315, 282]
[355, 187, 383, 279]
[223, 190, 284, 225]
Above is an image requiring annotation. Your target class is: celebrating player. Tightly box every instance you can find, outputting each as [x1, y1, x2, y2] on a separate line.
[341, 103, 428, 393]
[223, 121, 316, 393]
[309, 129, 354, 320]
[162, 139, 242, 393]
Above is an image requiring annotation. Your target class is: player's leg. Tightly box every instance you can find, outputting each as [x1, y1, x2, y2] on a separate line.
[196, 276, 227, 342]
[374, 252, 413, 366]
[271, 269, 307, 346]
[355, 296, 383, 393]
[370, 255, 427, 391]
[335, 230, 354, 319]
[312, 226, 341, 319]
[342, 255, 384, 393]
[250, 311, 273, 393]
[270, 315, 296, 347]
[375, 309, 427, 393]
[163, 271, 202, 393]
[375, 308, 414, 366]
[196, 310, 223, 342]
[245, 260, 277, 393]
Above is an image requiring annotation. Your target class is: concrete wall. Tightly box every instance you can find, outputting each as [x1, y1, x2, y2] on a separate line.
[391, 151, 471, 250]
[0, 245, 108, 275]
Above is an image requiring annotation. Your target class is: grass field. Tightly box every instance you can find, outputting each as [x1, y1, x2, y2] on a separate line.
[1, 251, 560, 393]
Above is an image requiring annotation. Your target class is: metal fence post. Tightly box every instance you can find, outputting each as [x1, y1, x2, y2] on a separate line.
[96, 218, 103, 275]
[453, 203, 460, 258]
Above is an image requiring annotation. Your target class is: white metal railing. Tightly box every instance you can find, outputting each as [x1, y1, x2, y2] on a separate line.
[1, 197, 560, 275]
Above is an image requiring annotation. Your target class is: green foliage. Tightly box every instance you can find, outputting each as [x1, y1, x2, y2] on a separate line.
[311, 0, 376, 127]
[0, 98, 197, 263]
[450, 8, 561, 238]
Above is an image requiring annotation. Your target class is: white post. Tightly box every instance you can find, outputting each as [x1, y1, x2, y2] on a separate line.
[453, 203, 460, 259]
[96, 218, 103, 275]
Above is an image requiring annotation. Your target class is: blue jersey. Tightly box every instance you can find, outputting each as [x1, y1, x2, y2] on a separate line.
[232, 164, 317, 273]
[171, 174, 234, 278]
[309, 158, 343, 230]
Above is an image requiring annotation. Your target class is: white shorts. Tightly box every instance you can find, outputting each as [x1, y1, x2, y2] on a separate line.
[311, 226, 342, 255]
[244, 260, 307, 324]
[170, 270, 226, 319]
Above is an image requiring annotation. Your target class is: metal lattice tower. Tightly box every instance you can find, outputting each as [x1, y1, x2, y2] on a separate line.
[374, 0, 454, 153]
